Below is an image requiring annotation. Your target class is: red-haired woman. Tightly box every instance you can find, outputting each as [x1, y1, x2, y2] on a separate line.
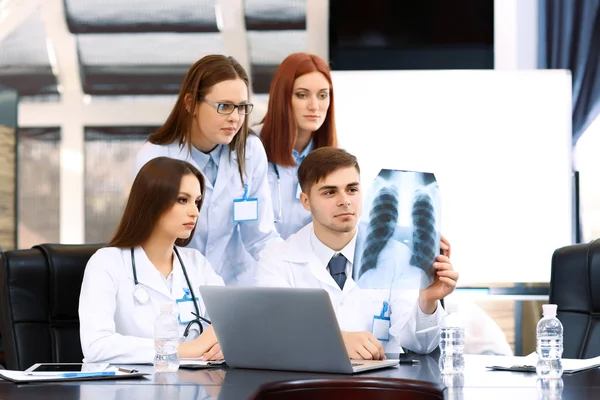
[254, 53, 338, 239]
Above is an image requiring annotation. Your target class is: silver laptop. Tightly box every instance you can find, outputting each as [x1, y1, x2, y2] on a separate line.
[199, 286, 399, 374]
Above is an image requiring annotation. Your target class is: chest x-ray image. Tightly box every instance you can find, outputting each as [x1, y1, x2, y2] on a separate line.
[353, 169, 441, 291]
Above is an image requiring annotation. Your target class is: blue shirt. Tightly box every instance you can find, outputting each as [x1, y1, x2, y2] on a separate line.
[191, 145, 223, 188]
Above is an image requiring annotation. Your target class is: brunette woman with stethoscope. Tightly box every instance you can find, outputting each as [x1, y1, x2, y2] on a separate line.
[253, 53, 338, 239]
[79, 157, 225, 364]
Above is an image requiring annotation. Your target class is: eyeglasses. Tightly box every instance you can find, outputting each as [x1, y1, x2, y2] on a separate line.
[202, 98, 254, 115]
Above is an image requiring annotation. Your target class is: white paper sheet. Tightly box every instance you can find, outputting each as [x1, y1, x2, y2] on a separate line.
[486, 353, 600, 374]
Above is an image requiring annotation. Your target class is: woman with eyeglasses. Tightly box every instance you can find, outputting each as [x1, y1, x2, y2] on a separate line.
[80, 157, 225, 364]
[253, 53, 338, 239]
[134, 55, 280, 287]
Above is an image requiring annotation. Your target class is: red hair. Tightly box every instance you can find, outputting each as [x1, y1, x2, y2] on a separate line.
[260, 53, 338, 167]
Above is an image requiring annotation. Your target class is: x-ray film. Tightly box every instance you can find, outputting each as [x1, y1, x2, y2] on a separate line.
[354, 169, 441, 291]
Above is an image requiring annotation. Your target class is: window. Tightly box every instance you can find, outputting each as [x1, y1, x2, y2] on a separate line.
[17, 128, 61, 249]
[84, 126, 154, 243]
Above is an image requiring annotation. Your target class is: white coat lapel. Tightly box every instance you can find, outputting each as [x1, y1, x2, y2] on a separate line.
[132, 247, 173, 301]
[285, 225, 342, 290]
[171, 143, 202, 171]
[307, 254, 343, 290]
[343, 274, 357, 293]
[171, 252, 188, 303]
[211, 145, 237, 200]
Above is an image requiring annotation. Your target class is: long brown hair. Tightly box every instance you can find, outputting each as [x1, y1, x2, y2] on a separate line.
[148, 55, 250, 183]
[109, 157, 206, 248]
[260, 53, 338, 167]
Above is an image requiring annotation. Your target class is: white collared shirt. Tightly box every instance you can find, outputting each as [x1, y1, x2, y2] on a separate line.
[309, 228, 356, 281]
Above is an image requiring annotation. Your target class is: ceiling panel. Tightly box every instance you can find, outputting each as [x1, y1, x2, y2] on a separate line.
[0, 8, 58, 96]
[244, 0, 306, 30]
[77, 32, 225, 95]
[248, 30, 306, 93]
[64, 0, 218, 33]
[248, 30, 307, 65]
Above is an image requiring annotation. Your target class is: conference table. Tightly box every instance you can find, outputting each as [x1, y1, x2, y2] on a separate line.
[0, 354, 597, 399]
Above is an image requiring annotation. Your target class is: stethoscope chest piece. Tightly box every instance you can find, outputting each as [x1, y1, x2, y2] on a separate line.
[134, 284, 150, 304]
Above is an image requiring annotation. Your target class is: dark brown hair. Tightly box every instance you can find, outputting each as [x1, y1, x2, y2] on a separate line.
[297, 147, 360, 194]
[109, 157, 205, 248]
[148, 54, 250, 183]
[260, 53, 337, 167]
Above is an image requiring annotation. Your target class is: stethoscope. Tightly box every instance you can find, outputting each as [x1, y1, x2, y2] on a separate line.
[131, 247, 210, 337]
[272, 164, 283, 223]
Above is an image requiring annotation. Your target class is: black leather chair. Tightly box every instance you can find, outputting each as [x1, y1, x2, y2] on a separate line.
[550, 239, 600, 359]
[0, 243, 102, 370]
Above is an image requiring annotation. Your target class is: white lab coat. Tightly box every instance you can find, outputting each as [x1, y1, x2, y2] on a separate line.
[256, 223, 445, 354]
[251, 125, 312, 239]
[79, 246, 224, 364]
[134, 134, 281, 286]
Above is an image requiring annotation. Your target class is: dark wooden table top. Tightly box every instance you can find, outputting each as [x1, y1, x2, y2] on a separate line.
[0, 355, 597, 399]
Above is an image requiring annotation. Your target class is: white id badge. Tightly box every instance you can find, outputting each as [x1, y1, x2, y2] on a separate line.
[371, 301, 391, 342]
[233, 184, 259, 222]
[295, 182, 302, 200]
[176, 288, 198, 324]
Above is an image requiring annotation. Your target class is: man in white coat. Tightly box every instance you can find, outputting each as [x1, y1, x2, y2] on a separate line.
[256, 147, 459, 360]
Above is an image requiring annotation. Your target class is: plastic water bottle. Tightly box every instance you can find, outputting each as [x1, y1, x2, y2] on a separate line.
[439, 313, 465, 374]
[154, 302, 180, 372]
[536, 304, 563, 379]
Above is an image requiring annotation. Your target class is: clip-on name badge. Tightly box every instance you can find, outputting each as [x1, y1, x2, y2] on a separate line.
[371, 301, 391, 342]
[233, 184, 259, 222]
[176, 288, 199, 324]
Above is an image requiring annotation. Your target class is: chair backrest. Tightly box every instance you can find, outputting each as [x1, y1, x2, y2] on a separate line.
[549, 239, 600, 359]
[0, 243, 102, 370]
[248, 377, 445, 400]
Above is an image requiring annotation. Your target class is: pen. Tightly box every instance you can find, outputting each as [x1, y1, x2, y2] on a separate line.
[118, 367, 138, 373]
[60, 371, 117, 378]
[398, 359, 420, 365]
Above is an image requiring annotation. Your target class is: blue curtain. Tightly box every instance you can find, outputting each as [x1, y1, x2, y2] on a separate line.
[539, 0, 600, 144]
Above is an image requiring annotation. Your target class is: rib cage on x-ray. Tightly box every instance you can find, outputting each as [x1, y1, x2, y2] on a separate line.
[358, 185, 399, 278]
[410, 192, 437, 281]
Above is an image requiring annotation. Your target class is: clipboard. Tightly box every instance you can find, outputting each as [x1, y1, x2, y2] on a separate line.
[0, 368, 149, 384]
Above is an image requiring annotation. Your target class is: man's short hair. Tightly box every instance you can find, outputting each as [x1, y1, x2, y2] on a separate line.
[298, 147, 360, 193]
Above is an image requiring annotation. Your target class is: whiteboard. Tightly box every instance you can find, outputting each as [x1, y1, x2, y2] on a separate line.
[332, 70, 573, 284]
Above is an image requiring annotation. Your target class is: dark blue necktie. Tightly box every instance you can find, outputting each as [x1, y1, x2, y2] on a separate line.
[328, 253, 347, 290]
